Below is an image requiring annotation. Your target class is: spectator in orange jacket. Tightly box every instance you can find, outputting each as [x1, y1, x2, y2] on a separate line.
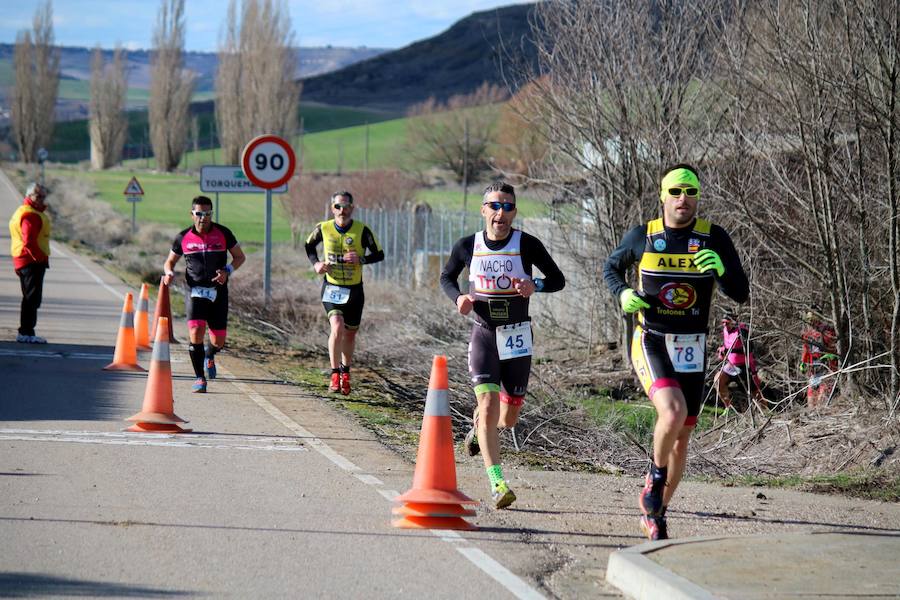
[8, 183, 51, 343]
[800, 306, 838, 408]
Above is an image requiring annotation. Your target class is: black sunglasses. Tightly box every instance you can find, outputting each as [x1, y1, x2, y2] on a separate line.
[483, 201, 517, 211]
[192, 209, 213, 217]
[667, 187, 699, 198]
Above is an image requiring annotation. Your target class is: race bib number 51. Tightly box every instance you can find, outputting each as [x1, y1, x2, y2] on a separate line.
[190, 286, 218, 302]
[496, 321, 533, 361]
[322, 284, 350, 304]
[664, 333, 705, 373]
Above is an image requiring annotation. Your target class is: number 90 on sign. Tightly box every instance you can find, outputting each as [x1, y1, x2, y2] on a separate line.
[241, 135, 296, 190]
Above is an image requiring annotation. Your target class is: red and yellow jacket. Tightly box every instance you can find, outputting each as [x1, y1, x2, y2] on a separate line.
[9, 198, 51, 270]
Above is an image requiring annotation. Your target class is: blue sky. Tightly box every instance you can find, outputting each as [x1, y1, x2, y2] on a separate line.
[1, 0, 526, 51]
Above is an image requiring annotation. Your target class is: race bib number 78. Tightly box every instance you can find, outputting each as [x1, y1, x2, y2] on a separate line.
[664, 333, 705, 373]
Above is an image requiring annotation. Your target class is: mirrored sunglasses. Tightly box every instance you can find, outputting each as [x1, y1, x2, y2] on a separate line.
[483, 201, 517, 211]
[667, 187, 699, 198]
[192, 209, 213, 217]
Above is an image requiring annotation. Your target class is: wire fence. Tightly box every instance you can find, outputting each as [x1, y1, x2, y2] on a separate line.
[337, 205, 616, 349]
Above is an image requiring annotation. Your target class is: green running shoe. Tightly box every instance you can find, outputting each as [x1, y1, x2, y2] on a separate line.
[492, 481, 516, 509]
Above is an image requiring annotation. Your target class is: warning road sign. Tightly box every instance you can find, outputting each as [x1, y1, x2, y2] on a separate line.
[123, 177, 144, 196]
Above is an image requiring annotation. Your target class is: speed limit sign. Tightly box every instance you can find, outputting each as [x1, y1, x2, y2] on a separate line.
[240, 134, 297, 189]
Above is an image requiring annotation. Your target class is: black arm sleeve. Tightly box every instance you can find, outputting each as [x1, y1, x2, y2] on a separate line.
[304, 225, 322, 266]
[439, 235, 474, 302]
[521, 233, 565, 292]
[603, 225, 646, 299]
[710, 225, 749, 303]
[360, 226, 385, 265]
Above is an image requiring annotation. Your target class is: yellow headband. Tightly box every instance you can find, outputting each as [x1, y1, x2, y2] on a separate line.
[660, 168, 700, 202]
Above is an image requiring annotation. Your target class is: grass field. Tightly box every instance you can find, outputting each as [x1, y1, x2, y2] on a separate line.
[164, 115, 411, 173]
[47, 167, 295, 247]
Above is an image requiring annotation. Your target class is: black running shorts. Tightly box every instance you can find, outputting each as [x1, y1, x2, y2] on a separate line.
[630, 325, 706, 426]
[321, 280, 364, 329]
[185, 286, 229, 331]
[467, 323, 531, 398]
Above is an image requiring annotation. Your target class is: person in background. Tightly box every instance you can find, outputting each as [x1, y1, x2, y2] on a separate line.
[714, 311, 767, 411]
[9, 182, 52, 344]
[800, 305, 838, 408]
[304, 191, 384, 395]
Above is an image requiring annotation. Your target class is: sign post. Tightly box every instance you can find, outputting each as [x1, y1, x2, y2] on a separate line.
[239, 135, 296, 305]
[37, 147, 48, 185]
[123, 176, 145, 234]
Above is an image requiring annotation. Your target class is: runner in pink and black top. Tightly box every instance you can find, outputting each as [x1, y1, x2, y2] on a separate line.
[163, 196, 246, 393]
[713, 312, 766, 410]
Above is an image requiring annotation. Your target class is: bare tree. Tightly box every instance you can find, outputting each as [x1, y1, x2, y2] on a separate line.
[216, 0, 301, 164]
[11, 0, 59, 163]
[524, 0, 730, 352]
[89, 46, 128, 169]
[149, 0, 195, 171]
[405, 83, 508, 183]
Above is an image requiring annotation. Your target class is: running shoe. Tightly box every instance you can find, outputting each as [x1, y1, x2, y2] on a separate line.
[462, 409, 480, 456]
[340, 372, 351, 395]
[492, 481, 516, 509]
[16, 333, 47, 344]
[640, 515, 669, 541]
[639, 471, 664, 517]
[205, 357, 217, 380]
[329, 372, 341, 392]
[192, 377, 207, 393]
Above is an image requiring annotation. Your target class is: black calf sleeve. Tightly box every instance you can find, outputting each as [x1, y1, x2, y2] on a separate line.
[188, 344, 205, 378]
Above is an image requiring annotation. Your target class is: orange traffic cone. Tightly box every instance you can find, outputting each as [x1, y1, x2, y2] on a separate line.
[104, 292, 146, 372]
[135, 283, 151, 350]
[125, 317, 191, 433]
[392, 355, 477, 530]
[151, 276, 177, 344]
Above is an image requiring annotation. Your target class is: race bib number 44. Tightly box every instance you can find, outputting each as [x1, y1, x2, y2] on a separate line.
[322, 284, 350, 304]
[190, 286, 218, 302]
[664, 333, 705, 373]
[496, 321, 533, 361]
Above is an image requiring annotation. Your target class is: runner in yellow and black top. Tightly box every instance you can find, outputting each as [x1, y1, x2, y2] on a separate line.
[604, 163, 748, 541]
[441, 181, 565, 509]
[305, 191, 384, 395]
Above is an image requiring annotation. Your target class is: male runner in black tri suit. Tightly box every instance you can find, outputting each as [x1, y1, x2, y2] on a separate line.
[440, 181, 565, 509]
[164, 195, 245, 393]
[604, 164, 748, 540]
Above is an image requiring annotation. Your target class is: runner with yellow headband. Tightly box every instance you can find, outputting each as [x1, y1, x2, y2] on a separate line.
[604, 163, 749, 540]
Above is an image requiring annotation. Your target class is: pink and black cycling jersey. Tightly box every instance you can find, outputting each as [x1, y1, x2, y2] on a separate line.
[722, 324, 757, 371]
[171, 223, 238, 288]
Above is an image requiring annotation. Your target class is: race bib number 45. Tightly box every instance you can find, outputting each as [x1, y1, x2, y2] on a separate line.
[496, 321, 533, 361]
[322, 284, 350, 304]
[664, 333, 705, 373]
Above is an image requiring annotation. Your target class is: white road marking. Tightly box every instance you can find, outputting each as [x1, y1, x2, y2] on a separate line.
[457, 548, 546, 600]
[0, 428, 307, 452]
[51, 244, 124, 301]
[378, 489, 400, 502]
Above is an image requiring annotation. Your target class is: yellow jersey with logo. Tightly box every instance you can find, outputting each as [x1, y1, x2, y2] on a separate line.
[636, 218, 715, 333]
[9, 203, 51, 260]
[317, 219, 368, 286]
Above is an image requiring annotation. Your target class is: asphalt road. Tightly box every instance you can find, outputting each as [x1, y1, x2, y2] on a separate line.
[0, 171, 547, 599]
